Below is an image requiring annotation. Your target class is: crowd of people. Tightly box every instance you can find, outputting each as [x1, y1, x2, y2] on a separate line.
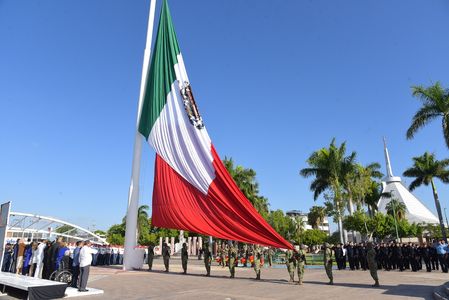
[4, 236, 449, 290]
[332, 239, 449, 273]
[1, 237, 104, 292]
[143, 238, 449, 288]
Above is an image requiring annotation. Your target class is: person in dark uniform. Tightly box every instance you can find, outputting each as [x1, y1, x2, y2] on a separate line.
[403, 243, 411, 270]
[147, 244, 154, 271]
[346, 243, 355, 270]
[181, 243, 188, 274]
[393, 242, 404, 271]
[422, 243, 432, 272]
[431, 240, 439, 271]
[359, 243, 367, 271]
[375, 244, 382, 270]
[353, 243, 360, 270]
[335, 244, 343, 270]
[162, 243, 170, 272]
[49, 237, 62, 275]
[409, 243, 417, 272]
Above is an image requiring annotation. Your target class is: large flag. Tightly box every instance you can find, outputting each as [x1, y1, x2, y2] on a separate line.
[138, 0, 292, 250]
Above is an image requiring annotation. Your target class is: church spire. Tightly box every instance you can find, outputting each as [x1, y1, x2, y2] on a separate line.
[383, 137, 394, 178]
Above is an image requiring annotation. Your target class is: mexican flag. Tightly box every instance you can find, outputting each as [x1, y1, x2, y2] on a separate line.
[138, 0, 292, 250]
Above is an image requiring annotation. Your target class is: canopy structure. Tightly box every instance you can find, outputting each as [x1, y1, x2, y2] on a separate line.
[7, 212, 107, 245]
[377, 140, 439, 224]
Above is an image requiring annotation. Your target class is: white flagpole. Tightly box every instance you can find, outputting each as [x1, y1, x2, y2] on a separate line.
[123, 0, 157, 271]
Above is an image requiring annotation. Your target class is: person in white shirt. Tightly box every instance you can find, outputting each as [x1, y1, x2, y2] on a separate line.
[78, 240, 98, 292]
[33, 240, 47, 278]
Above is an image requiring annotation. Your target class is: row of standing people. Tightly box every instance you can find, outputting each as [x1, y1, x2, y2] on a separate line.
[148, 241, 306, 285]
[333, 239, 449, 273]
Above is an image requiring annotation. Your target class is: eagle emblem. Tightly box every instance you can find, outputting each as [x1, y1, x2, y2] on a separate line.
[180, 81, 204, 130]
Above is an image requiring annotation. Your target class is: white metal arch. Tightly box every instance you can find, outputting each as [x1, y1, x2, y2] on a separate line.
[7, 212, 107, 245]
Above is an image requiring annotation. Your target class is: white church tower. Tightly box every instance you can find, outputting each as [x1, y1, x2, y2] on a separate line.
[377, 138, 439, 224]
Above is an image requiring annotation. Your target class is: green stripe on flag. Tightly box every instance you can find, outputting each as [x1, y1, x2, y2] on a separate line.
[138, 0, 181, 139]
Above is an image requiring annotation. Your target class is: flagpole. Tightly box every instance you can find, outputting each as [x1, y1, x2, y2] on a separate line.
[123, 0, 157, 271]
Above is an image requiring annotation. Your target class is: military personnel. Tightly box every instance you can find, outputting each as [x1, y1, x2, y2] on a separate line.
[296, 245, 306, 285]
[217, 244, 222, 266]
[392, 241, 404, 271]
[431, 240, 439, 271]
[366, 242, 380, 287]
[254, 244, 262, 280]
[221, 244, 229, 268]
[422, 243, 432, 272]
[346, 243, 355, 270]
[323, 243, 333, 285]
[286, 248, 296, 282]
[243, 244, 248, 267]
[335, 244, 343, 270]
[181, 243, 188, 274]
[267, 247, 273, 267]
[228, 242, 237, 278]
[162, 243, 170, 272]
[203, 241, 212, 276]
[147, 244, 154, 271]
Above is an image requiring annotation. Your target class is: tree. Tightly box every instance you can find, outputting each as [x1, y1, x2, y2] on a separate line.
[94, 229, 106, 236]
[406, 82, 449, 149]
[300, 138, 355, 243]
[364, 181, 382, 216]
[223, 157, 269, 219]
[291, 216, 306, 243]
[137, 205, 150, 238]
[267, 210, 295, 240]
[307, 206, 326, 229]
[301, 229, 327, 246]
[403, 152, 449, 241]
[107, 223, 126, 244]
[385, 199, 407, 221]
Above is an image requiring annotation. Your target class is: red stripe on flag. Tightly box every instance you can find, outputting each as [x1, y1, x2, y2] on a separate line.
[152, 145, 293, 249]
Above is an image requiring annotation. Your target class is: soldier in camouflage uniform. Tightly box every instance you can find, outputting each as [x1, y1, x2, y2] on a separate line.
[217, 244, 223, 267]
[243, 244, 248, 267]
[367, 242, 380, 287]
[254, 244, 262, 280]
[181, 243, 188, 274]
[228, 242, 237, 278]
[324, 243, 333, 285]
[203, 241, 212, 276]
[286, 248, 296, 282]
[296, 244, 307, 285]
[267, 247, 273, 267]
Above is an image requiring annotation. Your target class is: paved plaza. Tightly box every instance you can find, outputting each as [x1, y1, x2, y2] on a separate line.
[71, 257, 447, 300]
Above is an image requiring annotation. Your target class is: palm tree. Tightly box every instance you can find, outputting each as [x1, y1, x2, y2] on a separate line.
[137, 205, 150, 238]
[385, 199, 407, 221]
[300, 138, 355, 243]
[406, 82, 449, 148]
[345, 162, 382, 212]
[223, 157, 269, 218]
[364, 181, 382, 216]
[403, 152, 449, 241]
[307, 206, 326, 229]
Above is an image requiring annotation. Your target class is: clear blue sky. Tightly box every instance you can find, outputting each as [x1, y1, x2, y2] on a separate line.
[1, 0, 449, 231]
